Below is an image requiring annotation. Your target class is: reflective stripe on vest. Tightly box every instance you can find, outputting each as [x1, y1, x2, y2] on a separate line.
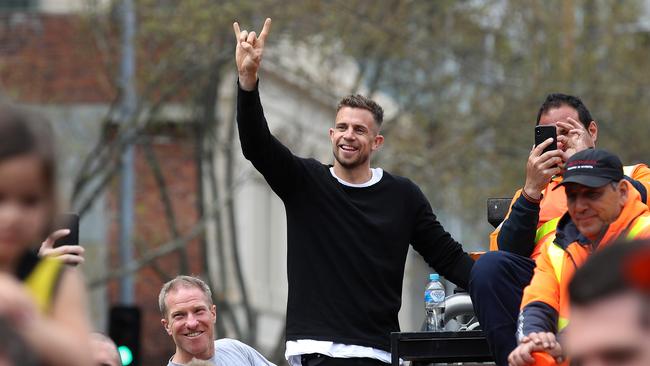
[627, 215, 650, 240]
[546, 239, 564, 286]
[24, 257, 63, 314]
[535, 217, 561, 244]
[623, 165, 636, 177]
[546, 238, 569, 331]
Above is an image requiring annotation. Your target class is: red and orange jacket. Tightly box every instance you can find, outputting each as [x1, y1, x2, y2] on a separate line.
[517, 180, 650, 338]
[489, 164, 650, 260]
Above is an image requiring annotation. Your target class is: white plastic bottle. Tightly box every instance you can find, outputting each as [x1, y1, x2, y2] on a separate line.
[424, 273, 446, 331]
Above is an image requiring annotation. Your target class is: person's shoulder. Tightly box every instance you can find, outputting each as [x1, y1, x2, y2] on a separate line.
[382, 170, 425, 195]
[215, 338, 246, 348]
[381, 169, 415, 187]
[290, 156, 329, 174]
[625, 162, 650, 176]
[303, 157, 328, 169]
[214, 339, 275, 365]
[214, 338, 258, 354]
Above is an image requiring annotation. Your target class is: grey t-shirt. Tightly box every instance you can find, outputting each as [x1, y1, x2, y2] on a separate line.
[167, 339, 276, 366]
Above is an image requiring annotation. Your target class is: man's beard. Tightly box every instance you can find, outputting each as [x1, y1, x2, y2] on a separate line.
[333, 148, 368, 169]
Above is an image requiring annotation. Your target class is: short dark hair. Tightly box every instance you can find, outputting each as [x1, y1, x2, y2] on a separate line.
[336, 94, 384, 127]
[536, 93, 593, 128]
[569, 240, 650, 327]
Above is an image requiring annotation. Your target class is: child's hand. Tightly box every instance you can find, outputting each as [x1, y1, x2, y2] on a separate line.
[39, 229, 85, 265]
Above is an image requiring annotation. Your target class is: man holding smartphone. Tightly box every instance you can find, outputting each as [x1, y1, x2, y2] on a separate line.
[469, 93, 650, 365]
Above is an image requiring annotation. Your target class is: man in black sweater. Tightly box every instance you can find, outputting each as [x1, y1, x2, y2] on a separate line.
[233, 19, 474, 366]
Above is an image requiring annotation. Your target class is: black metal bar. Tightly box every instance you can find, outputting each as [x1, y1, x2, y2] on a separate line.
[391, 332, 400, 366]
[391, 331, 493, 364]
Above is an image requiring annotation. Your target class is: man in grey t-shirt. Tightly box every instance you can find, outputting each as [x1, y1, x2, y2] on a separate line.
[160, 276, 275, 366]
[167, 339, 274, 366]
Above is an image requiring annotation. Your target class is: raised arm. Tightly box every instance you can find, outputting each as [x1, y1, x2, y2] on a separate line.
[495, 139, 562, 256]
[234, 18, 271, 91]
[233, 18, 303, 198]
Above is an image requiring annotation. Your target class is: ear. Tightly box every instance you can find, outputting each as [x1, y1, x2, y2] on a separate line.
[372, 134, 384, 151]
[618, 180, 628, 207]
[161, 318, 172, 336]
[210, 304, 217, 322]
[587, 121, 598, 144]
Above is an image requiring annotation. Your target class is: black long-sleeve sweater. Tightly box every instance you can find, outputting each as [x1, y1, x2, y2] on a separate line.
[236, 82, 474, 351]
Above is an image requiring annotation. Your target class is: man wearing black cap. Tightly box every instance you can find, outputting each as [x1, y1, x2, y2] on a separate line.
[508, 149, 650, 366]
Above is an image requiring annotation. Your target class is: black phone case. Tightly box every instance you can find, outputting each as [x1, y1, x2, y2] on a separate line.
[535, 125, 557, 154]
[53, 213, 80, 247]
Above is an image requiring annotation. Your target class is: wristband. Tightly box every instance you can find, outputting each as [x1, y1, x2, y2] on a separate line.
[521, 189, 542, 204]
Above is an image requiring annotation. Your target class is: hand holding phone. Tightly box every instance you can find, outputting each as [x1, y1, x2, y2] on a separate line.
[534, 125, 558, 155]
[524, 126, 564, 201]
[38, 213, 84, 266]
[53, 213, 79, 247]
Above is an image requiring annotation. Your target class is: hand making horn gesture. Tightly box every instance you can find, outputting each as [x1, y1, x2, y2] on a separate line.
[233, 18, 272, 91]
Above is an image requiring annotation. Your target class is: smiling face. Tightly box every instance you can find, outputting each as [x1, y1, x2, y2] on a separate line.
[161, 286, 217, 363]
[329, 107, 383, 170]
[0, 154, 53, 268]
[565, 181, 627, 241]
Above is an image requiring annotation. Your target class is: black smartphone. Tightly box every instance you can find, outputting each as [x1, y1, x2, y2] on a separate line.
[53, 213, 80, 247]
[535, 125, 557, 155]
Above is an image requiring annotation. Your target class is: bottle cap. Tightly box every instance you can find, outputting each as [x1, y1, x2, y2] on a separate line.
[429, 273, 440, 281]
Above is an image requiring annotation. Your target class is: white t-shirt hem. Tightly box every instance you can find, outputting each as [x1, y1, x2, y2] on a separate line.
[285, 339, 397, 365]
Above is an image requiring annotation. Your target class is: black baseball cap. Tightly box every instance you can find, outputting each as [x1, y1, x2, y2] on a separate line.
[554, 148, 623, 190]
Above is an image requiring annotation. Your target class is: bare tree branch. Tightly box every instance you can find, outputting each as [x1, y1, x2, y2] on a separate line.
[72, 63, 207, 215]
[85, 171, 248, 288]
[224, 94, 256, 344]
[132, 238, 172, 283]
[142, 137, 190, 274]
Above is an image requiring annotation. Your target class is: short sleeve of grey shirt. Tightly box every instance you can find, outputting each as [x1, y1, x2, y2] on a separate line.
[167, 339, 276, 366]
